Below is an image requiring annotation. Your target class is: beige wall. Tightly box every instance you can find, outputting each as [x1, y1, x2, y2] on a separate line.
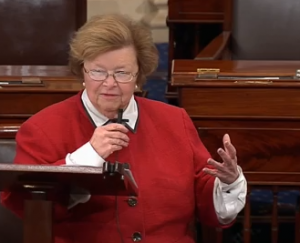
[87, 0, 168, 43]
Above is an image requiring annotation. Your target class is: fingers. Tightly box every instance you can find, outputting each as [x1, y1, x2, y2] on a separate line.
[105, 123, 129, 133]
[207, 158, 224, 171]
[204, 158, 237, 184]
[107, 131, 130, 143]
[110, 144, 123, 152]
[224, 142, 236, 160]
[223, 134, 236, 160]
[91, 124, 130, 158]
[217, 148, 232, 164]
[110, 138, 129, 147]
[203, 167, 232, 184]
[203, 134, 239, 184]
[223, 133, 231, 144]
[202, 167, 218, 177]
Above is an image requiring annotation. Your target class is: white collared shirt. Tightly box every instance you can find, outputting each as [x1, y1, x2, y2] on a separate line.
[81, 89, 138, 130]
[65, 89, 246, 223]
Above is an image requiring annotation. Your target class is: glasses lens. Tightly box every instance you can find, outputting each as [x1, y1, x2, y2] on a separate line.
[89, 70, 107, 81]
[114, 72, 132, 82]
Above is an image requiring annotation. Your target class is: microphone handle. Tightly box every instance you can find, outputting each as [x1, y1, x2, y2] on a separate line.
[115, 108, 124, 162]
[117, 109, 124, 124]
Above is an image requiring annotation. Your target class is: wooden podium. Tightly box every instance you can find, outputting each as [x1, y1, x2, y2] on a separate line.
[0, 162, 138, 243]
[171, 60, 300, 243]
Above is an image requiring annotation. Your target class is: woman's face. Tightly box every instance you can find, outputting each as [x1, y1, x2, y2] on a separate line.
[83, 46, 138, 117]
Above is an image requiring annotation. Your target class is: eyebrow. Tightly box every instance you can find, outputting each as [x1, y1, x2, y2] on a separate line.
[92, 65, 105, 69]
[92, 65, 131, 70]
[114, 65, 129, 69]
[90, 64, 134, 71]
[95, 63, 130, 68]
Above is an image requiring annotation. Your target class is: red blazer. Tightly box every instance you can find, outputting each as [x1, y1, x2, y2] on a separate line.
[1, 92, 230, 243]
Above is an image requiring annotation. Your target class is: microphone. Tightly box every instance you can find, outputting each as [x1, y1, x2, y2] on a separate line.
[117, 108, 124, 124]
[114, 108, 124, 167]
[103, 108, 124, 174]
[109, 108, 128, 125]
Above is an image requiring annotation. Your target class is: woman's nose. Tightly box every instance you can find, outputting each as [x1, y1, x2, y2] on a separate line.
[103, 74, 117, 87]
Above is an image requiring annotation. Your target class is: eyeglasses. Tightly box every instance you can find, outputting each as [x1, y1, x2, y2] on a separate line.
[83, 67, 138, 83]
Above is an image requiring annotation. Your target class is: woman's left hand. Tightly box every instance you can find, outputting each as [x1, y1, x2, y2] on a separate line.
[203, 134, 239, 184]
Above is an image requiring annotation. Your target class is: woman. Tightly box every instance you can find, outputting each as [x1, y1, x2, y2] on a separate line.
[1, 14, 246, 243]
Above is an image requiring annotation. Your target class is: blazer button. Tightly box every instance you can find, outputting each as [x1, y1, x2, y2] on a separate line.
[132, 232, 142, 242]
[128, 197, 138, 207]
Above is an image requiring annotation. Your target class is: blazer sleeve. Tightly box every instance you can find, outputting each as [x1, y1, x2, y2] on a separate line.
[1, 121, 71, 222]
[181, 109, 234, 228]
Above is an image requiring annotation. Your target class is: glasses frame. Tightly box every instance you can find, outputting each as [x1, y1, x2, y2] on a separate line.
[83, 66, 138, 83]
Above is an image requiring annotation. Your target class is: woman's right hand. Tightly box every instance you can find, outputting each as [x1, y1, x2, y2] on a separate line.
[89, 123, 129, 159]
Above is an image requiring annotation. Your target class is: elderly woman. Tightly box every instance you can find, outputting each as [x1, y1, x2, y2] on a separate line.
[1, 14, 246, 243]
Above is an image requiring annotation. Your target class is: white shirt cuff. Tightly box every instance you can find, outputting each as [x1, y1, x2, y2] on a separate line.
[213, 166, 247, 224]
[65, 142, 105, 167]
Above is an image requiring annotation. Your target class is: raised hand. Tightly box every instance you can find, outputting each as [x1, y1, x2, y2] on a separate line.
[203, 134, 239, 184]
[90, 123, 129, 159]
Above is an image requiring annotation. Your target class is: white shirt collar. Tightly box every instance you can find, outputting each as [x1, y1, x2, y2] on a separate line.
[81, 89, 138, 132]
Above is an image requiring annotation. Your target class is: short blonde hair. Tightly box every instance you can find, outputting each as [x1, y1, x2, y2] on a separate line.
[69, 14, 159, 87]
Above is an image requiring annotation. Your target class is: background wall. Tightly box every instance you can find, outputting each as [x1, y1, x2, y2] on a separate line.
[87, 0, 168, 43]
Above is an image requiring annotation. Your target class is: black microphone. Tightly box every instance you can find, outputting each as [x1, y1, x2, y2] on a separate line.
[117, 108, 124, 124]
[103, 108, 125, 174]
[114, 108, 124, 166]
[109, 108, 128, 125]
